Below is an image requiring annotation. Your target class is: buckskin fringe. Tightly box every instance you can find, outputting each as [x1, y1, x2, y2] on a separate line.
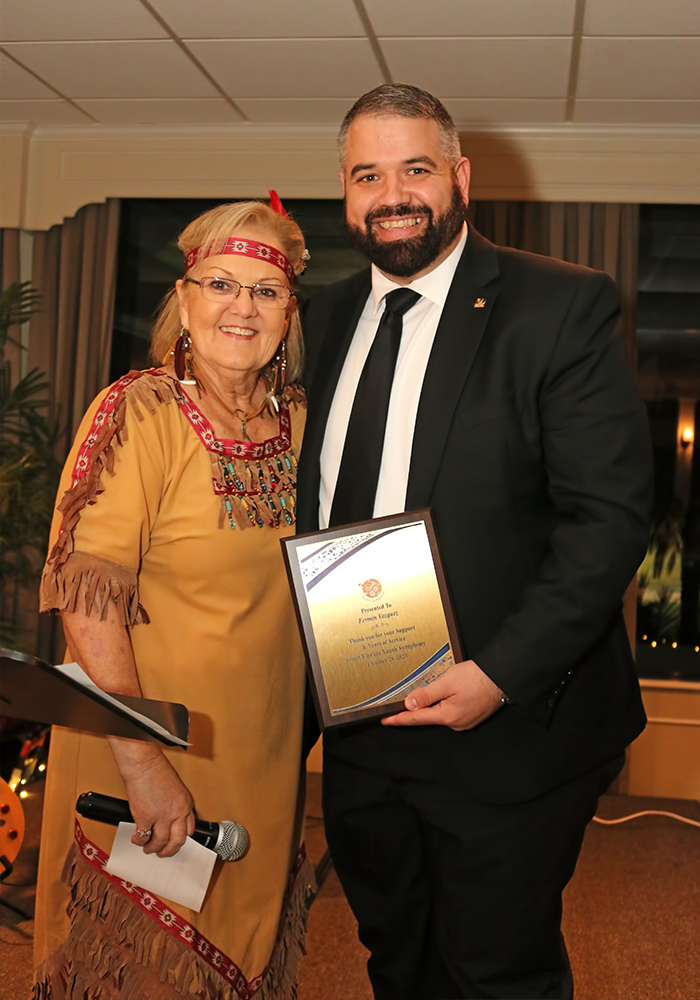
[259, 852, 316, 1000]
[41, 370, 180, 627]
[32, 843, 315, 1000]
[40, 550, 148, 626]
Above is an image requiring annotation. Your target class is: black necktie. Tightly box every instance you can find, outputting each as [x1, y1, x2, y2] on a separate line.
[329, 287, 421, 527]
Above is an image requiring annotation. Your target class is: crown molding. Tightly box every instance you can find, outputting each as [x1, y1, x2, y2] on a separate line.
[17, 120, 700, 144]
[27, 121, 340, 142]
[459, 123, 700, 139]
[0, 123, 35, 138]
[4, 118, 699, 230]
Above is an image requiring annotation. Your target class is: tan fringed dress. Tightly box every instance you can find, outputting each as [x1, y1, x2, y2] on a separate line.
[33, 369, 314, 1000]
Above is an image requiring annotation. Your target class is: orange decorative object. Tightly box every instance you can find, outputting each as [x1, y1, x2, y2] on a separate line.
[359, 578, 383, 600]
[0, 777, 25, 879]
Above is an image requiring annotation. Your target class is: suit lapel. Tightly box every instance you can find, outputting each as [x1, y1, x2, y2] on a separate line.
[297, 268, 372, 530]
[406, 225, 500, 509]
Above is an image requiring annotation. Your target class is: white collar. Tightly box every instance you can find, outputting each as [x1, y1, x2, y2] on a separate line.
[371, 223, 468, 315]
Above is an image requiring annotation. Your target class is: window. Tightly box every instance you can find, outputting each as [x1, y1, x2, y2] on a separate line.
[110, 198, 367, 382]
[636, 204, 700, 680]
[110, 199, 700, 680]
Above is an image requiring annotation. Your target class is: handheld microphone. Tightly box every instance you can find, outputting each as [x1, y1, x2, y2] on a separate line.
[76, 791, 249, 861]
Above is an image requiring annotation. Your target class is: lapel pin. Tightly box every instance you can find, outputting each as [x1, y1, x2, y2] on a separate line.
[474, 297, 486, 309]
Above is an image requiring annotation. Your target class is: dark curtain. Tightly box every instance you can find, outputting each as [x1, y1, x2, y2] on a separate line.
[0, 227, 27, 385]
[0, 199, 120, 659]
[469, 201, 639, 366]
[29, 199, 120, 458]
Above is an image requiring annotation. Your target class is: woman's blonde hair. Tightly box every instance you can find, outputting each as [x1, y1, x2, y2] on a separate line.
[151, 200, 306, 385]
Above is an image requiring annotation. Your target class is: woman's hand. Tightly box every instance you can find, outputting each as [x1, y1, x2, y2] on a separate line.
[61, 599, 196, 858]
[109, 738, 196, 858]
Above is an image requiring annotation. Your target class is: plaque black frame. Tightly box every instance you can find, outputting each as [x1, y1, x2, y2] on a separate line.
[281, 509, 463, 730]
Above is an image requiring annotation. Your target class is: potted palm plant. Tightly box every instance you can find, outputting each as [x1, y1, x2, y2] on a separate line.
[0, 281, 61, 652]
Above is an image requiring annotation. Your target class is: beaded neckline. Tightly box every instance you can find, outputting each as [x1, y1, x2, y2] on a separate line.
[172, 379, 301, 531]
[174, 386, 292, 458]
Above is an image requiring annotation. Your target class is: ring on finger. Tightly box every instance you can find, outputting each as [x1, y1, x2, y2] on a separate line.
[136, 827, 153, 840]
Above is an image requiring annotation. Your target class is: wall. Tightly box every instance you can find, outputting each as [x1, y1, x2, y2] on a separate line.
[1, 122, 700, 231]
[628, 681, 700, 799]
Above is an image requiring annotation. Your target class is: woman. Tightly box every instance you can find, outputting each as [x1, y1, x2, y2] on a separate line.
[33, 199, 313, 1000]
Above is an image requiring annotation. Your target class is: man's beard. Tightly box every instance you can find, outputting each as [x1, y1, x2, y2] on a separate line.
[344, 182, 467, 278]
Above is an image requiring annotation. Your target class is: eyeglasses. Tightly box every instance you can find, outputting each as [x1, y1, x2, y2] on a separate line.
[184, 276, 295, 310]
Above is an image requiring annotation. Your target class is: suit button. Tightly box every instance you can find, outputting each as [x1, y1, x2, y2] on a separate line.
[547, 697, 555, 707]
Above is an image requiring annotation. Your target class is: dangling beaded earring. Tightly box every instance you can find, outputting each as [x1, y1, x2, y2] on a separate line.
[269, 339, 287, 412]
[167, 327, 198, 387]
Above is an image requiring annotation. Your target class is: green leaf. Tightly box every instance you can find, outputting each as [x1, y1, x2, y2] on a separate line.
[0, 281, 42, 340]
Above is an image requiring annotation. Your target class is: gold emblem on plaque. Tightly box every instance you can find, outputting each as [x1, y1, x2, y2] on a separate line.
[359, 578, 383, 600]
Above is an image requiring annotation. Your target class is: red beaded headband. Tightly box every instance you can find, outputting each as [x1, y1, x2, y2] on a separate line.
[185, 190, 298, 283]
[185, 238, 295, 285]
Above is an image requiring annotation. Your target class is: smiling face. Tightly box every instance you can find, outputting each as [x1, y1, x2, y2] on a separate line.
[341, 115, 471, 281]
[175, 228, 292, 382]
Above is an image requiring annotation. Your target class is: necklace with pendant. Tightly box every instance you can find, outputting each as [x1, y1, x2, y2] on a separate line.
[232, 379, 272, 441]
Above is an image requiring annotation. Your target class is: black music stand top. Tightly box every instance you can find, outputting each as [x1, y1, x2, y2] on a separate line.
[0, 648, 189, 747]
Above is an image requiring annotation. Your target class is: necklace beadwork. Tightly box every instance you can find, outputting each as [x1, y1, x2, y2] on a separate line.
[217, 449, 298, 530]
[174, 380, 304, 530]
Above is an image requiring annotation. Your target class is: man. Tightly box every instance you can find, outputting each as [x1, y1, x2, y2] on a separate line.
[297, 84, 651, 1000]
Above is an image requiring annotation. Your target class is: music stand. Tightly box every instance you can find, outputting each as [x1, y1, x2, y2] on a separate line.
[0, 648, 189, 747]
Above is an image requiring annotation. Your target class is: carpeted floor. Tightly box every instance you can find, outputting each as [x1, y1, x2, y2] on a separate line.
[298, 776, 700, 1000]
[561, 793, 700, 1000]
[1, 776, 698, 1000]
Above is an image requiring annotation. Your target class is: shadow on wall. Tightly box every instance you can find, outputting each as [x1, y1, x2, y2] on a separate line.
[459, 129, 537, 210]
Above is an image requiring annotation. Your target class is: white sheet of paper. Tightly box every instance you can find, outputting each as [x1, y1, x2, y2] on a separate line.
[55, 661, 190, 746]
[105, 822, 216, 912]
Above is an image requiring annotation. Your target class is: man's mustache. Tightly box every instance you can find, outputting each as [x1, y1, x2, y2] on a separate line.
[364, 204, 433, 226]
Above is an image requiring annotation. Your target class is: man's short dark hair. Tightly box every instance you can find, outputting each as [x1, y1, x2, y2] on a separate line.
[338, 84, 462, 169]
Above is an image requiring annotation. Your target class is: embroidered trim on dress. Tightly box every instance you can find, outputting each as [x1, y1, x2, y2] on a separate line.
[173, 385, 305, 531]
[75, 821, 271, 993]
[40, 370, 306, 624]
[41, 369, 179, 627]
[32, 820, 315, 1000]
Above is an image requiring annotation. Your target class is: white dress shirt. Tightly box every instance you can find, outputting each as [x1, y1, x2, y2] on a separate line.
[319, 224, 468, 528]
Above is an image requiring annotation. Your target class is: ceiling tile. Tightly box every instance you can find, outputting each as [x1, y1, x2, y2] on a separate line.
[0, 99, 89, 124]
[578, 39, 700, 100]
[75, 99, 244, 125]
[574, 100, 700, 124]
[584, 0, 700, 35]
[367, 0, 575, 36]
[150, 0, 364, 37]
[1, 41, 218, 98]
[236, 99, 357, 123]
[0, 0, 167, 41]
[443, 98, 567, 124]
[382, 39, 571, 98]
[0, 52, 59, 99]
[187, 40, 384, 98]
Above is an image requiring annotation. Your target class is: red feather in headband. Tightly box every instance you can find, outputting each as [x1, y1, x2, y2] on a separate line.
[268, 190, 289, 218]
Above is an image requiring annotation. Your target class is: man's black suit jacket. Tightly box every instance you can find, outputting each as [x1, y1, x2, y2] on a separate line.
[297, 224, 652, 804]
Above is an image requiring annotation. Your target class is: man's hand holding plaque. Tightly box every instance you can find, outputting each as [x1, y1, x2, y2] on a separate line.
[381, 658, 506, 730]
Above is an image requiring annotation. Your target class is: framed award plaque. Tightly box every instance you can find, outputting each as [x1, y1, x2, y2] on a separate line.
[281, 509, 463, 729]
